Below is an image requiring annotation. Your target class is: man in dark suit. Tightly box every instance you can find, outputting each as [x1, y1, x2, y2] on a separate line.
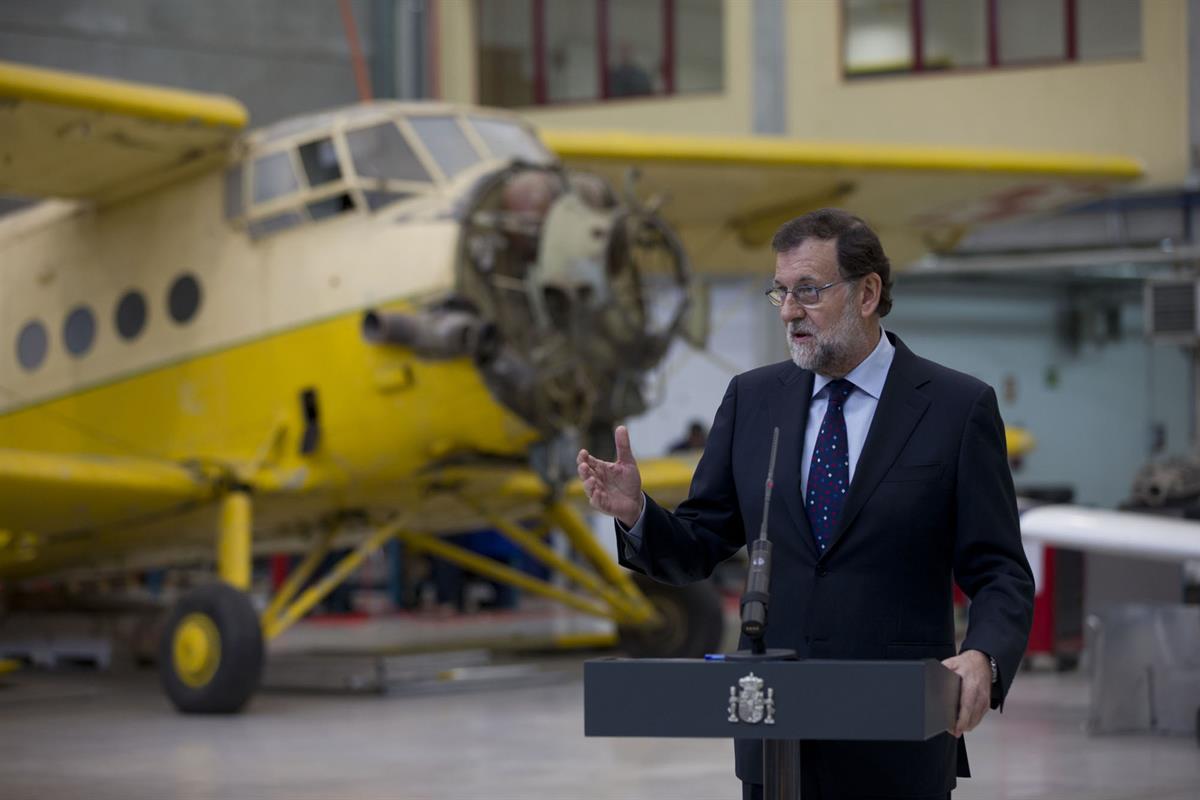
[577, 209, 1035, 799]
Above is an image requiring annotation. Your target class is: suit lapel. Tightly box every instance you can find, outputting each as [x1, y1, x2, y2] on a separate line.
[766, 364, 817, 557]
[823, 334, 931, 558]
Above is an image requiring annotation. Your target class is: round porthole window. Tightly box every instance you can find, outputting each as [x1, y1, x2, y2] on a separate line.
[16, 319, 48, 372]
[115, 290, 147, 340]
[168, 274, 202, 324]
[64, 305, 96, 357]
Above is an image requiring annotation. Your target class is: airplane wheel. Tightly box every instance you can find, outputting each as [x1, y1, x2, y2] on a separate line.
[619, 575, 724, 659]
[159, 582, 263, 714]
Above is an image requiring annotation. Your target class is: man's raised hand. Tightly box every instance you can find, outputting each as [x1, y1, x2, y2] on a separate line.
[576, 425, 644, 528]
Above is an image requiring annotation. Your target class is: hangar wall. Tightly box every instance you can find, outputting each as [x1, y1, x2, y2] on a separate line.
[782, 0, 1190, 187]
[887, 286, 1192, 507]
[445, 0, 1192, 188]
[634, 277, 1191, 509]
[0, 0, 398, 125]
[437, 0, 753, 135]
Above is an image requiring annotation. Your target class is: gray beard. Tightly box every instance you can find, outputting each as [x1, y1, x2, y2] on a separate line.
[788, 333, 838, 373]
[786, 302, 865, 376]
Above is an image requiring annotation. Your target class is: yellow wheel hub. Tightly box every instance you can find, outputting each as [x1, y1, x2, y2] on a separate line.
[172, 612, 221, 688]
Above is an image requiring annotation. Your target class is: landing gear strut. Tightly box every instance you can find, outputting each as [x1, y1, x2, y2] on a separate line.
[160, 489, 262, 714]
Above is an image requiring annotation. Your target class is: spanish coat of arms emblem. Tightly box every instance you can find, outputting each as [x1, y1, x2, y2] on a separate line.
[727, 671, 775, 724]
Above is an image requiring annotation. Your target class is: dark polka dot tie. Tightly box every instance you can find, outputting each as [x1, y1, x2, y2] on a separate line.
[806, 379, 855, 553]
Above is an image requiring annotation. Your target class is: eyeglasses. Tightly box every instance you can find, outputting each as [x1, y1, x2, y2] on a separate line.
[765, 277, 857, 308]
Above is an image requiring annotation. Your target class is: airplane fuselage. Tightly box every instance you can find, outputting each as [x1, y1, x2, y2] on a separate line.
[0, 162, 540, 576]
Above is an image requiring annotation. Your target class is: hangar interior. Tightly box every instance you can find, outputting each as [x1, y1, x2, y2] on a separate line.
[1, 1, 1199, 798]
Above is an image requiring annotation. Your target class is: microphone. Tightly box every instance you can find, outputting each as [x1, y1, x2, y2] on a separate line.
[740, 427, 780, 654]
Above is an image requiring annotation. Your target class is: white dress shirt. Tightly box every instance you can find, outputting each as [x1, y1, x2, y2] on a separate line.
[801, 328, 894, 498]
[620, 328, 895, 547]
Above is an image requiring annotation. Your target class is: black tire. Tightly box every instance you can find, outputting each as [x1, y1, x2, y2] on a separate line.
[159, 582, 263, 714]
[618, 575, 725, 659]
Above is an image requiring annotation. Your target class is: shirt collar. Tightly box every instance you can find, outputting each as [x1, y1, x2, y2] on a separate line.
[811, 327, 895, 400]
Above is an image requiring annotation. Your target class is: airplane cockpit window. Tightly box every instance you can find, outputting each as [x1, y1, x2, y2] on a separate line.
[408, 116, 481, 179]
[230, 108, 540, 235]
[299, 138, 341, 186]
[468, 117, 551, 164]
[252, 151, 300, 204]
[243, 150, 307, 238]
[224, 164, 243, 219]
[346, 122, 430, 183]
[297, 137, 354, 221]
[343, 121, 429, 211]
[307, 194, 355, 220]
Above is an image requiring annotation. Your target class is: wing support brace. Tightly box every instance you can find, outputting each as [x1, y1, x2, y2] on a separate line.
[256, 500, 661, 643]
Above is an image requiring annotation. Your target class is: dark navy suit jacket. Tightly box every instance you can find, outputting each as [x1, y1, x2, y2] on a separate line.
[618, 333, 1035, 796]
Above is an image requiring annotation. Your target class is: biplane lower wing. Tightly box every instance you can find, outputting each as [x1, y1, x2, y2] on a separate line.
[0, 448, 219, 577]
[0, 445, 701, 582]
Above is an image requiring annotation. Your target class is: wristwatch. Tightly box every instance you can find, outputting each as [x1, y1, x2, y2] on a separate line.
[987, 654, 999, 685]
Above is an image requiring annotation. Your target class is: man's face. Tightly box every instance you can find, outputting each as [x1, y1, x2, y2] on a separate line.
[774, 238, 872, 377]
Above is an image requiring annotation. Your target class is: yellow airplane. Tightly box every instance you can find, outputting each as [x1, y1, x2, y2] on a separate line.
[0, 60, 1137, 714]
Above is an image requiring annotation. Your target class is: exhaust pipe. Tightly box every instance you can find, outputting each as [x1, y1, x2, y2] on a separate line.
[362, 309, 500, 363]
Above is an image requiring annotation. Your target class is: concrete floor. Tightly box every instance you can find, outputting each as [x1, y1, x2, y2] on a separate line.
[0, 664, 1197, 799]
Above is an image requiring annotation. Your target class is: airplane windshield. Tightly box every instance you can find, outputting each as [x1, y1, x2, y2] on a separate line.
[224, 164, 243, 218]
[468, 116, 550, 164]
[252, 151, 300, 204]
[408, 116, 480, 179]
[346, 122, 431, 183]
[298, 138, 341, 186]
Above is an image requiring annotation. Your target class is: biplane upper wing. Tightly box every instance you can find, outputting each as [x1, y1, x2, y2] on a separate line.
[542, 130, 1144, 271]
[0, 60, 247, 204]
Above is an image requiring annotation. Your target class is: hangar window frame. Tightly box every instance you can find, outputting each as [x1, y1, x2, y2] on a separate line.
[841, 0, 1143, 79]
[474, 0, 725, 107]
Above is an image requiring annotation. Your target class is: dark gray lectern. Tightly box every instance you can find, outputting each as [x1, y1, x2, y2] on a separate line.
[584, 658, 960, 799]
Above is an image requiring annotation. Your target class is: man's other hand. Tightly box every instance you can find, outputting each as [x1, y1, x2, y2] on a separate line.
[941, 649, 991, 738]
[576, 425, 643, 527]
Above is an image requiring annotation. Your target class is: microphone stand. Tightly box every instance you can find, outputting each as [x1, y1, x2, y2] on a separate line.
[723, 427, 800, 800]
